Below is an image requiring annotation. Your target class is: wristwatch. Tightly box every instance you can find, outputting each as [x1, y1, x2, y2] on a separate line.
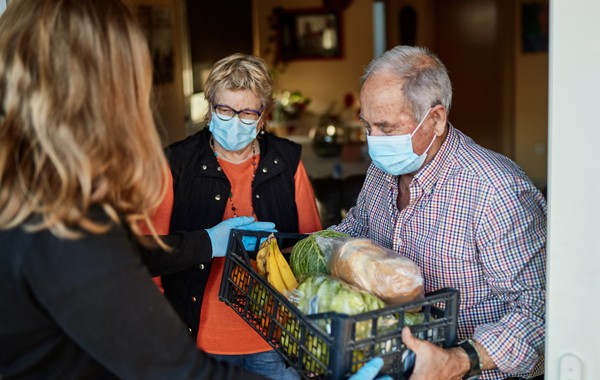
[457, 339, 482, 379]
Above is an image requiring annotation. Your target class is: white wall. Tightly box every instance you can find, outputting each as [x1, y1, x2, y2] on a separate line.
[546, 0, 600, 379]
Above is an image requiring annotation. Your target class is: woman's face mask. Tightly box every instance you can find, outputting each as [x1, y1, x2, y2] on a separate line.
[367, 108, 436, 176]
[209, 112, 259, 152]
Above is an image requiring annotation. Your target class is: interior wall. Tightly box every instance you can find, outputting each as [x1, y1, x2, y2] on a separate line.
[432, 0, 510, 155]
[382, 0, 547, 187]
[187, 0, 253, 93]
[254, 0, 374, 116]
[130, 0, 186, 145]
[137, 0, 548, 185]
[385, 0, 434, 47]
[514, 0, 549, 188]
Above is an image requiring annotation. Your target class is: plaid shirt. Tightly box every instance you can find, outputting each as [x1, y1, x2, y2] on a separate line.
[333, 125, 546, 379]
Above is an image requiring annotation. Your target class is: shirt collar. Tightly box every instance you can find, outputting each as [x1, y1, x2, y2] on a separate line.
[412, 123, 460, 194]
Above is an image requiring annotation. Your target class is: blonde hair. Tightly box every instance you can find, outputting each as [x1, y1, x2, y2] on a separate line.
[203, 53, 274, 122]
[0, 0, 168, 242]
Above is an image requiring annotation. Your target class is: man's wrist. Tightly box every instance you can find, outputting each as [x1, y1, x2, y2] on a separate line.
[457, 339, 482, 379]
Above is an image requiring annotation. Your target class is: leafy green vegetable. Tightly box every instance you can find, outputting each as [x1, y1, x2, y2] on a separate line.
[296, 275, 388, 337]
[290, 230, 348, 278]
[283, 275, 426, 376]
[404, 311, 425, 326]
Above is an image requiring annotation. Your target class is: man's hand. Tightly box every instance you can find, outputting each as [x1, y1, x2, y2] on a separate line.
[401, 327, 470, 380]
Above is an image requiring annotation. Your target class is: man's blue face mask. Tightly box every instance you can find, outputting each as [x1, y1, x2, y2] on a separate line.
[366, 108, 436, 176]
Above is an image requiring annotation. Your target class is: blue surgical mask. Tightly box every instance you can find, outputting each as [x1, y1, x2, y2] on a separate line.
[209, 112, 258, 152]
[367, 108, 436, 176]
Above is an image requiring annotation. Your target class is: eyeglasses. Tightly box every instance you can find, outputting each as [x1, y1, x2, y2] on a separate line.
[212, 103, 262, 125]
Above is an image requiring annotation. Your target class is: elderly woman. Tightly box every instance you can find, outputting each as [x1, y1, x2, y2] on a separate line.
[150, 54, 322, 379]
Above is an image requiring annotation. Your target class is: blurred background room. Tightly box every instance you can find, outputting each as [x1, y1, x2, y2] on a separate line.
[129, 0, 549, 226]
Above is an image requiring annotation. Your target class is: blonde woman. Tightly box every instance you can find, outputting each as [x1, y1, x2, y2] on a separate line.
[0, 1, 273, 379]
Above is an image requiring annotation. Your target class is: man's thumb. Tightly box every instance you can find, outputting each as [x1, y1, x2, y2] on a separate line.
[401, 326, 419, 351]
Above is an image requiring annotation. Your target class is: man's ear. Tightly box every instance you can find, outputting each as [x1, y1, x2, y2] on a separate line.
[430, 105, 448, 136]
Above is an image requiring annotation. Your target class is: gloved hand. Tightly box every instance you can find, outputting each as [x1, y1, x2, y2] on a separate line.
[206, 216, 276, 258]
[348, 358, 392, 380]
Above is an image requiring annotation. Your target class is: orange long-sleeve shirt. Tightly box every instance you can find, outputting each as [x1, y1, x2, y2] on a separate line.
[150, 154, 321, 354]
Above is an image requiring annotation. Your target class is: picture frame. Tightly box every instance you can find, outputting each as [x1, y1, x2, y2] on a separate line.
[277, 8, 343, 61]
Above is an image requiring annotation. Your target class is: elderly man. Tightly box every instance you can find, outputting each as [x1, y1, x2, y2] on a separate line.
[332, 46, 546, 380]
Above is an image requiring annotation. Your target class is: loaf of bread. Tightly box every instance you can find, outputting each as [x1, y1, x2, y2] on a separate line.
[326, 237, 424, 305]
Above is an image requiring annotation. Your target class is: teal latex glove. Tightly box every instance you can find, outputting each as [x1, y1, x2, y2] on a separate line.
[206, 216, 276, 257]
[348, 358, 393, 380]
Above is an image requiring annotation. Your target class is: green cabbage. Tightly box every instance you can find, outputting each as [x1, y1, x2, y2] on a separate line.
[289, 230, 348, 278]
[283, 275, 424, 375]
[296, 275, 392, 338]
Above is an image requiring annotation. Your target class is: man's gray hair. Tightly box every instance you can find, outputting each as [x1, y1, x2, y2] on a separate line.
[361, 46, 452, 122]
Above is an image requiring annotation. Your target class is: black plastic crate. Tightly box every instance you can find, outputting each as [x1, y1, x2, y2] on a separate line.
[218, 230, 459, 380]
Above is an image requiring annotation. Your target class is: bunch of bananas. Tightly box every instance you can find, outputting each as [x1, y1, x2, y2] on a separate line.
[256, 233, 298, 295]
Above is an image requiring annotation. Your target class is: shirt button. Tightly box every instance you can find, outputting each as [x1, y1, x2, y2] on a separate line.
[215, 195, 221, 201]
[217, 166, 222, 171]
[274, 159, 279, 164]
[202, 165, 207, 170]
[255, 194, 260, 199]
[262, 168, 268, 173]
[191, 296, 197, 302]
[199, 264, 205, 270]
[188, 328, 193, 333]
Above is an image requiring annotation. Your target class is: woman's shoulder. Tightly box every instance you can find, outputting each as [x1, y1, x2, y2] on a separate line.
[3, 215, 136, 283]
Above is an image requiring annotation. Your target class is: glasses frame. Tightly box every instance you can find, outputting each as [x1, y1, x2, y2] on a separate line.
[212, 103, 263, 125]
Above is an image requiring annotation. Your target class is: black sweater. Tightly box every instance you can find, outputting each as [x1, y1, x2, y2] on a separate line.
[0, 218, 265, 380]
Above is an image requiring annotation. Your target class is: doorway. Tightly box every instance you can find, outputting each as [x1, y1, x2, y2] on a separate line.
[386, 0, 516, 157]
[432, 0, 515, 156]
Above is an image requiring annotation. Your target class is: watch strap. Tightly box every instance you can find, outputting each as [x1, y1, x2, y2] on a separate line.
[458, 339, 482, 379]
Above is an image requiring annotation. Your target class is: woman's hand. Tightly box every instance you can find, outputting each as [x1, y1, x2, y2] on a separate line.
[348, 357, 392, 380]
[206, 217, 276, 257]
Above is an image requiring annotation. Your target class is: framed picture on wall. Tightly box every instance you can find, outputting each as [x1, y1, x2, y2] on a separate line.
[277, 8, 343, 61]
